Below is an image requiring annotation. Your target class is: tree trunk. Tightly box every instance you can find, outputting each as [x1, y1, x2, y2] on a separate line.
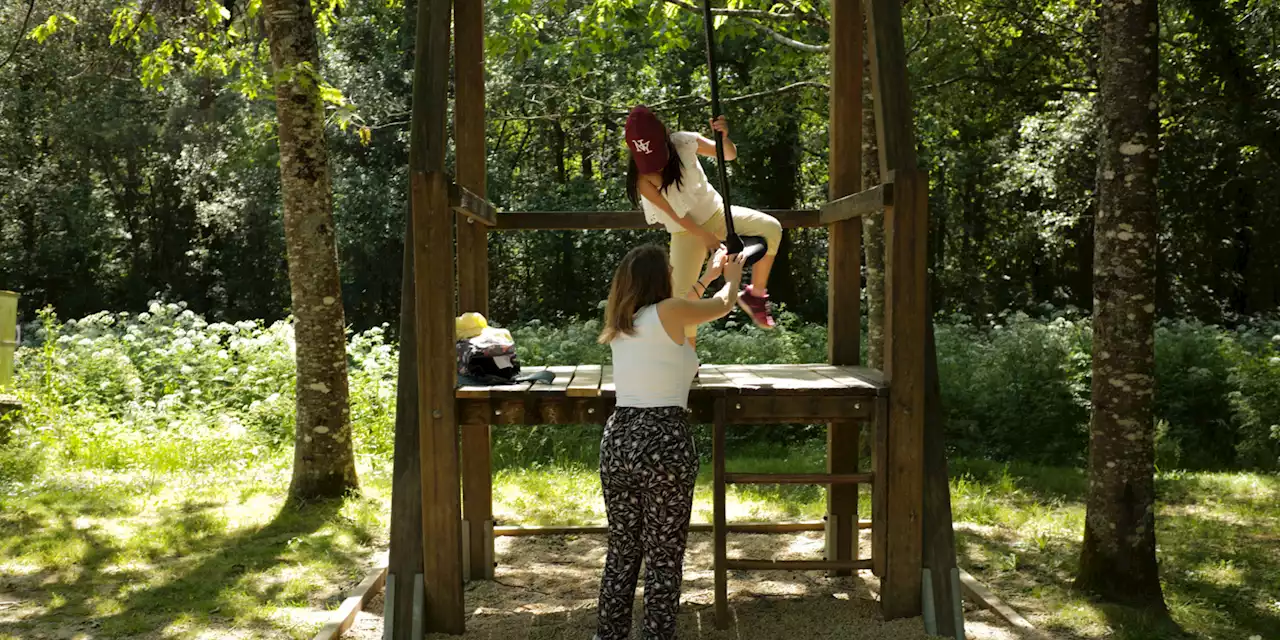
[579, 118, 594, 180]
[861, 30, 884, 371]
[262, 0, 359, 503]
[551, 119, 567, 184]
[1076, 0, 1167, 614]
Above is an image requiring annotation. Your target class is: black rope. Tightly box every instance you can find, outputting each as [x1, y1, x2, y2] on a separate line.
[699, 0, 767, 266]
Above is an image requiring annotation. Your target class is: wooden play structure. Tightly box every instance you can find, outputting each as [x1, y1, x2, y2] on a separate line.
[384, 0, 963, 637]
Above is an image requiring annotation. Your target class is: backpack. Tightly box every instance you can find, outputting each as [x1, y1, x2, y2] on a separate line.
[456, 323, 521, 385]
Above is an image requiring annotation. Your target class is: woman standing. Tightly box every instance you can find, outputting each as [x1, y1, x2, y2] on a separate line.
[623, 105, 782, 338]
[594, 244, 744, 640]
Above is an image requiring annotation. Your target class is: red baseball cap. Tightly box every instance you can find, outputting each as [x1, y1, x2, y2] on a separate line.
[625, 106, 669, 174]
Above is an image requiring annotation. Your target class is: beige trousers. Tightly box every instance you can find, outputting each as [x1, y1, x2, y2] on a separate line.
[669, 206, 782, 337]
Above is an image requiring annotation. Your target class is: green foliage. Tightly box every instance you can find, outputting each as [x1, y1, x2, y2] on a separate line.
[14, 304, 290, 473]
[937, 310, 1092, 464]
[7, 0, 1279, 332]
[934, 312, 1280, 470]
[11, 305, 1280, 473]
[1226, 334, 1280, 470]
[1152, 319, 1239, 468]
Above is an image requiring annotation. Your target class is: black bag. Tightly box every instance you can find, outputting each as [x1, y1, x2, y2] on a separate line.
[456, 339, 520, 385]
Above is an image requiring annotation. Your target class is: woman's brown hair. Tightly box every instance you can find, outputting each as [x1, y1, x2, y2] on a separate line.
[599, 244, 673, 344]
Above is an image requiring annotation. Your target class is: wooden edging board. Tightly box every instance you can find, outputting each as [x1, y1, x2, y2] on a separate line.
[312, 560, 389, 640]
[957, 568, 1049, 639]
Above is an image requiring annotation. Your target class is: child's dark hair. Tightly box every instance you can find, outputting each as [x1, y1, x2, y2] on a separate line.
[626, 133, 684, 207]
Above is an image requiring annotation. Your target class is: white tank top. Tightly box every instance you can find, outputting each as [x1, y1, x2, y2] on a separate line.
[610, 304, 700, 408]
[639, 132, 723, 233]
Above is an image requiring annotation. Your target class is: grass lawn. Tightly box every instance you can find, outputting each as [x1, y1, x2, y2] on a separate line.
[0, 457, 393, 640]
[2, 424, 1277, 639]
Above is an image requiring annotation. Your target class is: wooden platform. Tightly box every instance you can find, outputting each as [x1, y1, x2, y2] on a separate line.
[456, 364, 887, 425]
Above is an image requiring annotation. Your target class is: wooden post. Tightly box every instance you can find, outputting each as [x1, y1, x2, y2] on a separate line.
[872, 394, 889, 578]
[0, 291, 16, 390]
[923, 319, 963, 638]
[410, 0, 464, 631]
[386, 214, 425, 640]
[713, 399, 729, 629]
[880, 169, 927, 619]
[826, 0, 863, 578]
[865, 0, 917, 179]
[455, 0, 493, 583]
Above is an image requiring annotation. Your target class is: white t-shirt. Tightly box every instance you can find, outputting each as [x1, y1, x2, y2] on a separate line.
[610, 305, 699, 408]
[639, 131, 724, 234]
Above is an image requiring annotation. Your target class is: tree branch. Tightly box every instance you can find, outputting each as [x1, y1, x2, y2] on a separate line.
[754, 22, 828, 53]
[0, 0, 37, 70]
[906, 0, 935, 57]
[662, 0, 826, 25]
[662, 0, 829, 53]
[495, 80, 829, 122]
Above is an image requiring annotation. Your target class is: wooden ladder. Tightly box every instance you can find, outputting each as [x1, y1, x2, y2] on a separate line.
[711, 399, 875, 629]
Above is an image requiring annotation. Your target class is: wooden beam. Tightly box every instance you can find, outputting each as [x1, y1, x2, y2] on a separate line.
[450, 183, 497, 227]
[725, 559, 873, 572]
[386, 207, 424, 640]
[923, 321, 963, 638]
[411, 170, 464, 634]
[492, 521, 865, 537]
[866, 0, 918, 179]
[724, 472, 874, 485]
[310, 561, 389, 640]
[713, 399, 729, 630]
[872, 395, 889, 578]
[409, 0, 463, 627]
[493, 209, 822, 231]
[828, 0, 863, 581]
[958, 569, 1047, 639]
[460, 421, 492, 582]
[727, 395, 874, 421]
[454, 0, 491, 585]
[880, 169, 928, 620]
[820, 183, 892, 224]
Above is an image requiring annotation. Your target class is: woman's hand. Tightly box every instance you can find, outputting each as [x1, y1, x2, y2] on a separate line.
[723, 252, 746, 285]
[701, 247, 729, 281]
[709, 116, 730, 139]
[695, 116, 737, 160]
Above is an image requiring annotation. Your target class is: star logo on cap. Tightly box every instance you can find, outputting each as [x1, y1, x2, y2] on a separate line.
[632, 139, 652, 154]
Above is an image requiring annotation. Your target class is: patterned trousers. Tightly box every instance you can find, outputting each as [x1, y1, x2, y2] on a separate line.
[595, 406, 699, 640]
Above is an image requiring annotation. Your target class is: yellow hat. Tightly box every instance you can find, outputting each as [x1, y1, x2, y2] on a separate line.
[455, 312, 488, 340]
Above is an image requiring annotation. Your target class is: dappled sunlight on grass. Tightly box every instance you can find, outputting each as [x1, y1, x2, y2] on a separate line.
[949, 463, 1280, 640]
[4, 413, 1275, 640]
[0, 455, 389, 640]
[495, 464, 606, 526]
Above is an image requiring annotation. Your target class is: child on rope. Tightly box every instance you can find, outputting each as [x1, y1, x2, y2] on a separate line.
[623, 105, 781, 338]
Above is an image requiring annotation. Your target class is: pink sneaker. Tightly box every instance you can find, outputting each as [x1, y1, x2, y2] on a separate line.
[737, 287, 776, 329]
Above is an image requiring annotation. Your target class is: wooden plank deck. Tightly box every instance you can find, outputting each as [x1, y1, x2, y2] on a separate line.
[458, 363, 886, 398]
[456, 364, 887, 425]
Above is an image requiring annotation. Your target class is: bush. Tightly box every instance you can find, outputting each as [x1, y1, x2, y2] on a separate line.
[1227, 337, 1280, 470]
[6, 302, 1278, 477]
[1152, 319, 1239, 469]
[936, 311, 1091, 465]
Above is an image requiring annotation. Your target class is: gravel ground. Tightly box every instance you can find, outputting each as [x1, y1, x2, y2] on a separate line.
[340, 532, 1039, 640]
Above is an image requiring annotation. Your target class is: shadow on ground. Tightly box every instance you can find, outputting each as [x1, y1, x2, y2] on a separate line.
[952, 465, 1280, 640]
[0, 479, 374, 639]
[347, 531, 937, 640]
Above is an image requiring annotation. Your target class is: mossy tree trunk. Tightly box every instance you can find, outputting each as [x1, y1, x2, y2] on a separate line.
[1076, 0, 1167, 614]
[861, 21, 884, 372]
[262, 0, 359, 503]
